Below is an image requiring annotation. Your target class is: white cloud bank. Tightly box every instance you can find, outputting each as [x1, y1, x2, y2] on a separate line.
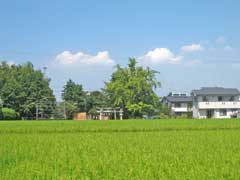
[181, 44, 204, 52]
[55, 50, 115, 65]
[140, 48, 182, 64]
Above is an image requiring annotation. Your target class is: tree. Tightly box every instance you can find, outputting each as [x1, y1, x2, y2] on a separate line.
[62, 80, 108, 119]
[104, 58, 160, 118]
[85, 91, 107, 112]
[85, 91, 107, 119]
[62, 79, 85, 119]
[0, 62, 56, 119]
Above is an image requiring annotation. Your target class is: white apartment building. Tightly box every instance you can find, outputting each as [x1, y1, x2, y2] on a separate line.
[162, 93, 193, 116]
[192, 87, 240, 119]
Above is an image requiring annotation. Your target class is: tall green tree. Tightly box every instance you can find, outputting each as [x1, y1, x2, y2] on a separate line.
[62, 79, 86, 119]
[85, 91, 107, 116]
[104, 58, 160, 118]
[0, 62, 56, 119]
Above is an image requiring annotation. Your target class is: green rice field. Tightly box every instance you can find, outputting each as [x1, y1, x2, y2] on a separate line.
[1, 119, 240, 179]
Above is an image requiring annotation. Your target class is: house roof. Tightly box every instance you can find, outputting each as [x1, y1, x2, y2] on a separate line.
[164, 96, 193, 103]
[192, 87, 240, 96]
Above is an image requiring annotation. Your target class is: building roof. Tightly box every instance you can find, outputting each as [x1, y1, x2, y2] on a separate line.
[192, 87, 240, 96]
[164, 95, 193, 103]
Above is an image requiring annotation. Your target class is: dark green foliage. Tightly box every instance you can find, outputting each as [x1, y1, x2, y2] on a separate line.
[85, 91, 107, 112]
[88, 107, 99, 119]
[0, 62, 56, 119]
[104, 58, 160, 118]
[0, 108, 2, 119]
[62, 79, 85, 109]
[62, 80, 85, 119]
[1, 108, 18, 120]
[159, 104, 172, 118]
[52, 102, 67, 120]
[62, 80, 107, 119]
[187, 111, 193, 119]
[64, 101, 78, 120]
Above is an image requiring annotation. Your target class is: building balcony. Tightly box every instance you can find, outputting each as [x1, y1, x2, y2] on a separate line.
[198, 101, 240, 109]
[172, 107, 192, 112]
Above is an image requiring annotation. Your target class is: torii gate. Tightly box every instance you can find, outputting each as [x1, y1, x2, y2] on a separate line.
[96, 107, 123, 120]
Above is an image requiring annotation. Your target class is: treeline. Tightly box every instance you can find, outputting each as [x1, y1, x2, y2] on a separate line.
[0, 58, 171, 120]
[0, 62, 56, 120]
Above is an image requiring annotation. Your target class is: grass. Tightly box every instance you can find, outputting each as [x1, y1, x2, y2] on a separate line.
[1, 119, 240, 179]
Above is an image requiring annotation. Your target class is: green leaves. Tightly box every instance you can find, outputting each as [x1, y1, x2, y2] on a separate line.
[62, 80, 86, 119]
[1, 107, 19, 120]
[0, 62, 56, 119]
[104, 58, 160, 118]
[61, 80, 107, 119]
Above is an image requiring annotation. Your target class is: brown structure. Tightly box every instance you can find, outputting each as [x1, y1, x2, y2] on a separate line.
[74, 112, 87, 120]
[102, 115, 110, 120]
[73, 108, 123, 120]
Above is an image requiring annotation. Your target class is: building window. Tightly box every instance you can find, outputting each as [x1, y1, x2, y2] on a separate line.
[203, 96, 208, 102]
[219, 109, 227, 116]
[218, 96, 223, 101]
[175, 103, 181, 108]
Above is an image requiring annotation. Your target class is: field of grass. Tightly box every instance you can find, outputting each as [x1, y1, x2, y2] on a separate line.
[1, 119, 240, 179]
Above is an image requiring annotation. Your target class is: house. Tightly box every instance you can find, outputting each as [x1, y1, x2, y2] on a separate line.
[192, 87, 240, 119]
[162, 93, 193, 117]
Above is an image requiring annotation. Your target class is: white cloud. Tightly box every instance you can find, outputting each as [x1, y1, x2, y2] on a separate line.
[7, 61, 16, 66]
[181, 44, 204, 52]
[55, 50, 115, 65]
[140, 48, 182, 64]
[216, 36, 225, 44]
[0, 60, 16, 66]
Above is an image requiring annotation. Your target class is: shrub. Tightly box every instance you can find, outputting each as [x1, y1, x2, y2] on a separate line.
[1, 108, 19, 120]
[187, 112, 193, 119]
[175, 113, 193, 119]
[159, 113, 170, 119]
[176, 114, 188, 119]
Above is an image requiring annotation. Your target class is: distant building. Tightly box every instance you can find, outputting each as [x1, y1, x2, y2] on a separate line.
[74, 112, 88, 120]
[162, 93, 193, 116]
[192, 87, 240, 119]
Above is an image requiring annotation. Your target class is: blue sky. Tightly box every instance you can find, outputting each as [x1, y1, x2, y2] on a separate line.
[1, 0, 240, 100]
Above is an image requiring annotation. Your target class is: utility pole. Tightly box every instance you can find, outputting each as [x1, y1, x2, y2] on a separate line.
[36, 102, 39, 120]
[0, 98, 3, 108]
[99, 108, 103, 120]
[120, 108, 123, 120]
[114, 109, 117, 120]
[63, 101, 67, 119]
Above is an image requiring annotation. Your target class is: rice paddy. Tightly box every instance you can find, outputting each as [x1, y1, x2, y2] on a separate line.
[1, 119, 240, 179]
